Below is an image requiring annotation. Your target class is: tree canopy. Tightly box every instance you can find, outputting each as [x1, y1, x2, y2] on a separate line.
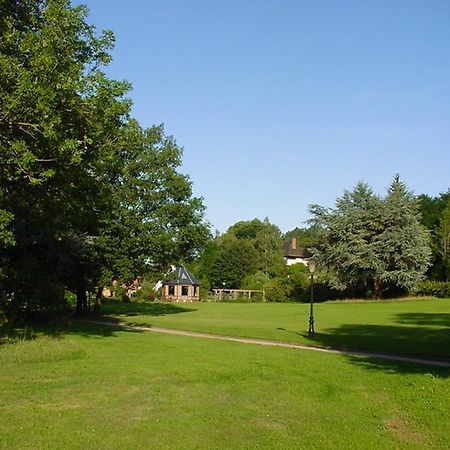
[0, 0, 208, 318]
[309, 176, 431, 298]
[418, 191, 450, 281]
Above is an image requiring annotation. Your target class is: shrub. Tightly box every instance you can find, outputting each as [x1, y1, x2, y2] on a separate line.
[130, 278, 161, 303]
[416, 280, 450, 298]
[265, 279, 290, 302]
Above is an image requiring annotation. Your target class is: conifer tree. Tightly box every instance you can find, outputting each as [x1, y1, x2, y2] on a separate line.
[310, 177, 431, 297]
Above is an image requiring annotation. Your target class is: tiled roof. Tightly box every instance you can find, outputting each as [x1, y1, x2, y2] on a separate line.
[166, 265, 200, 285]
[283, 241, 312, 259]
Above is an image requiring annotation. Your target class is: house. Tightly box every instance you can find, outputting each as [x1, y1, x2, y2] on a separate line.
[162, 265, 200, 302]
[283, 238, 312, 266]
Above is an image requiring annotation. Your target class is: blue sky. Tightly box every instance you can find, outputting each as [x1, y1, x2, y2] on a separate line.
[79, 0, 450, 232]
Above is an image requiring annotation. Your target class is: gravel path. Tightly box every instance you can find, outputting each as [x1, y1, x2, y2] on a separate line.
[80, 319, 450, 368]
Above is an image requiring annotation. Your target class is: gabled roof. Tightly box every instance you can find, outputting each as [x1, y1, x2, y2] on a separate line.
[283, 240, 312, 259]
[165, 265, 200, 286]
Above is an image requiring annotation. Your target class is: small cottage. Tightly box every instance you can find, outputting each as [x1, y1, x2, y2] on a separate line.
[162, 265, 200, 302]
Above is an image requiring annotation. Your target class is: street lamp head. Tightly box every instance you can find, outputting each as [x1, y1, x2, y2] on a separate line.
[307, 258, 316, 274]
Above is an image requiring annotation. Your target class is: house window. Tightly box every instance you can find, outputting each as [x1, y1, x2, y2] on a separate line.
[168, 285, 175, 296]
[181, 286, 189, 296]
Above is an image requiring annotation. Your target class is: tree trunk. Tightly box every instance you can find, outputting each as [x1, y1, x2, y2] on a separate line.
[75, 288, 87, 316]
[373, 278, 382, 299]
[93, 287, 102, 316]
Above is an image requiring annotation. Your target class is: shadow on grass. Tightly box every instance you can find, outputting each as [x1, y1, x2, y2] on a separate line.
[345, 355, 450, 378]
[395, 312, 450, 327]
[0, 323, 63, 345]
[302, 315, 450, 376]
[100, 301, 196, 318]
[0, 301, 194, 346]
[0, 318, 144, 346]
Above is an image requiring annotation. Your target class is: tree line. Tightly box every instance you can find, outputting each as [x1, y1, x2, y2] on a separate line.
[192, 177, 449, 301]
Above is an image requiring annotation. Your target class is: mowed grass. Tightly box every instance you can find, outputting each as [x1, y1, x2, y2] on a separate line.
[1, 321, 449, 450]
[101, 298, 450, 359]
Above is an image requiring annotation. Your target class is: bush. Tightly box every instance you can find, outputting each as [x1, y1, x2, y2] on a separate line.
[130, 278, 161, 303]
[265, 279, 290, 302]
[240, 272, 292, 302]
[241, 271, 271, 291]
[416, 280, 450, 298]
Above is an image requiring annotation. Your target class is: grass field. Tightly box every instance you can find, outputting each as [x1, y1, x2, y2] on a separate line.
[1, 299, 449, 449]
[100, 298, 450, 359]
[1, 320, 449, 449]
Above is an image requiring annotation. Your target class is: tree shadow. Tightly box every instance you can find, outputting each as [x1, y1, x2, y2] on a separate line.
[395, 312, 450, 327]
[0, 322, 63, 345]
[100, 301, 196, 318]
[0, 319, 143, 346]
[344, 355, 450, 377]
[307, 322, 450, 376]
[0, 301, 194, 345]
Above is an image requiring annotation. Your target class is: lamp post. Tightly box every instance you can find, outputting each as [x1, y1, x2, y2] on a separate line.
[307, 258, 316, 337]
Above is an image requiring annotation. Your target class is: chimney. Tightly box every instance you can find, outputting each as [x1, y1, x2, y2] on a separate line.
[291, 238, 297, 250]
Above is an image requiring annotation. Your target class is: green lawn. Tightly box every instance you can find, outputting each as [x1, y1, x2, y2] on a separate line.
[1, 321, 449, 449]
[100, 298, 450, 359]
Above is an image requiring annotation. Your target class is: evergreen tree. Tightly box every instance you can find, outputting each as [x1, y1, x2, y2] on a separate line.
[374, 176, 431, 295]
[309, 177, 431, 298]
[309, 182, 382, 292]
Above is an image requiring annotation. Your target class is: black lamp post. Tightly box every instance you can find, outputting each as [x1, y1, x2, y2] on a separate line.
[307, 258, 316, 337]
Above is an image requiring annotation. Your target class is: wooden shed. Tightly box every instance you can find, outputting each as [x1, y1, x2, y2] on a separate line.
[162, 266, 200, 302]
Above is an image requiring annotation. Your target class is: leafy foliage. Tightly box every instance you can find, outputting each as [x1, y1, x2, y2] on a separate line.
[210, 235, 259, 288]
[97, 122, 208, 285]
[418, 191, 450, 281]
[433, 198, 450, 281]
[0, 0, 208, 318]
[203, 218, 285, 291]
[416, 280, 450, 298]
[283, 226, 323, 248]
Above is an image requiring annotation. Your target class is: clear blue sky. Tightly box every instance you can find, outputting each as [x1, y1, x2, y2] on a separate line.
[79, 0, 450, 233]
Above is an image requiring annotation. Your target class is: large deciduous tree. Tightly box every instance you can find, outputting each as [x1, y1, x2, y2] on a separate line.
[97, 122, 209, 288]
[1, 0, 129, 316]
[206, 218, 284, 289]
[210, 235, 259, 288]
[0, 0, 208, 318]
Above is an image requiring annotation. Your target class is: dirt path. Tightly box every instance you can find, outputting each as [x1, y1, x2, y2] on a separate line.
[80, 319, 450, 368]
